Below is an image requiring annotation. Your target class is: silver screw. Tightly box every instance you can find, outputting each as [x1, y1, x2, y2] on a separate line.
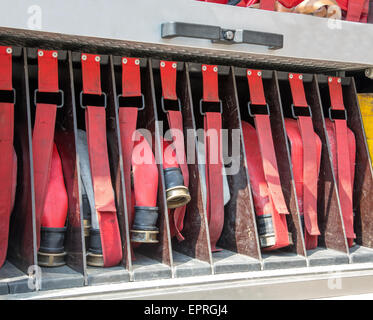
[38, 51, 44, 57]
[328, 77, 332, 82]
[247, 70, 252, 76]
[161, 61, 166, 68]
[213, 66, 218, 72]
[135, 59, 140, 65]
[172, 63, 177, 69]
[337, 78, 341, 83]
[122, 58, 127, 64]
[202, 65, 207, 71]
[52, 52, 58, 58]
[95, 56, 100, 62]
[224, 30, 234, 41]
[6, 47, 12, 54]
[289, 74, 293, 79]
[82, 55, 87, 61]
[257, 71, 262, 77]
[299, 75, 303, 80]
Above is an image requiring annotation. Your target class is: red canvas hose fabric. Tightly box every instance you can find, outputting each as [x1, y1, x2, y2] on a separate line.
[201, 64, 224, 252]
[81, 53, 122, 266]
[326, 76, 356, 247]
[287, 73, 321, 249]
[118, 57, 141, 230]
[40, 143, 68, 228]
[337, 0, 369, 22]
[245, 69, 290, 250]
[160, 60, 189, 241]
[242, 121, 290, 250]
[32, 49, 59, 250]
[285, 119, 322, 249]
[132, 132, 159, 209]
[0, 45, 16, 267]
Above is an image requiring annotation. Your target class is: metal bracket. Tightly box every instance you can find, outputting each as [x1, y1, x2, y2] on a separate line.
[161, 22, 283, 50]
[0, 88, 16, 105]
[161, 97, 181, 113]
[34, 89, 64, 108]
[291, 104, 312, 119]
[80, 91, 107, 109]
[199, 99, 223, 115]
[248, 102, 270, 117]
[328, 107, 347, 122]
[117, 94, 145, 111]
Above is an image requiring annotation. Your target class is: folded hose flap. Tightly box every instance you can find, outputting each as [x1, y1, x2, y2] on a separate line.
[242, 121, 290, 250]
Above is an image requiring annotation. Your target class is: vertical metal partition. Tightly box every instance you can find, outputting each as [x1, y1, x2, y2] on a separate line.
[0, 47, 37, 295]
[26, 48, 85, 291]
[64, 51, 86, 278]
[107, 55, 132, 280]
[188, 63, 262, 274]
[277, 72, 350, 267]
[317, 75, 373, 263]
[111, 57, 173, 281]
[151, 60, 213, 277]
[218, 67, 262, 271]
[234, 68, 307, 270]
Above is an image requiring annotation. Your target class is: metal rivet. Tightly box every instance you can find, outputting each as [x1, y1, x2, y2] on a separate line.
[82, 55, 87, 61]
[213, 66, 218, 72]
[38, 51, 44, 57]
[161, 61, 166, 68]
[247, 70, 252, 76]
[299, 75, 303, 80]
[6, 47, 12, 54]
[202, 65, 207, 71]
[52, 52, 58, 58]
[257, 71, 262, 77]
[172, 63, 177, 69]
[95, 56, 100, 62]
[122, 58, 127, 64]
[337, 78, 341, 83]
[135, 59, 140, 65]
[224, 30, 235, 41]
[289, 74, 293, 79]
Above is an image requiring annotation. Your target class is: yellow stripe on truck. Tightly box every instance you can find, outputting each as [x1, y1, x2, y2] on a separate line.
[358, 94, 373, 164]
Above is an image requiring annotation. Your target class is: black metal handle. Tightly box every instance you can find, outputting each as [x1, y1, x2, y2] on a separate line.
[161, 22, 283, 50]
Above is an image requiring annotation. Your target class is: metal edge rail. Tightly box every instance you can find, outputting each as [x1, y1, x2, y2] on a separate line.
[3, 263, 373, 300]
